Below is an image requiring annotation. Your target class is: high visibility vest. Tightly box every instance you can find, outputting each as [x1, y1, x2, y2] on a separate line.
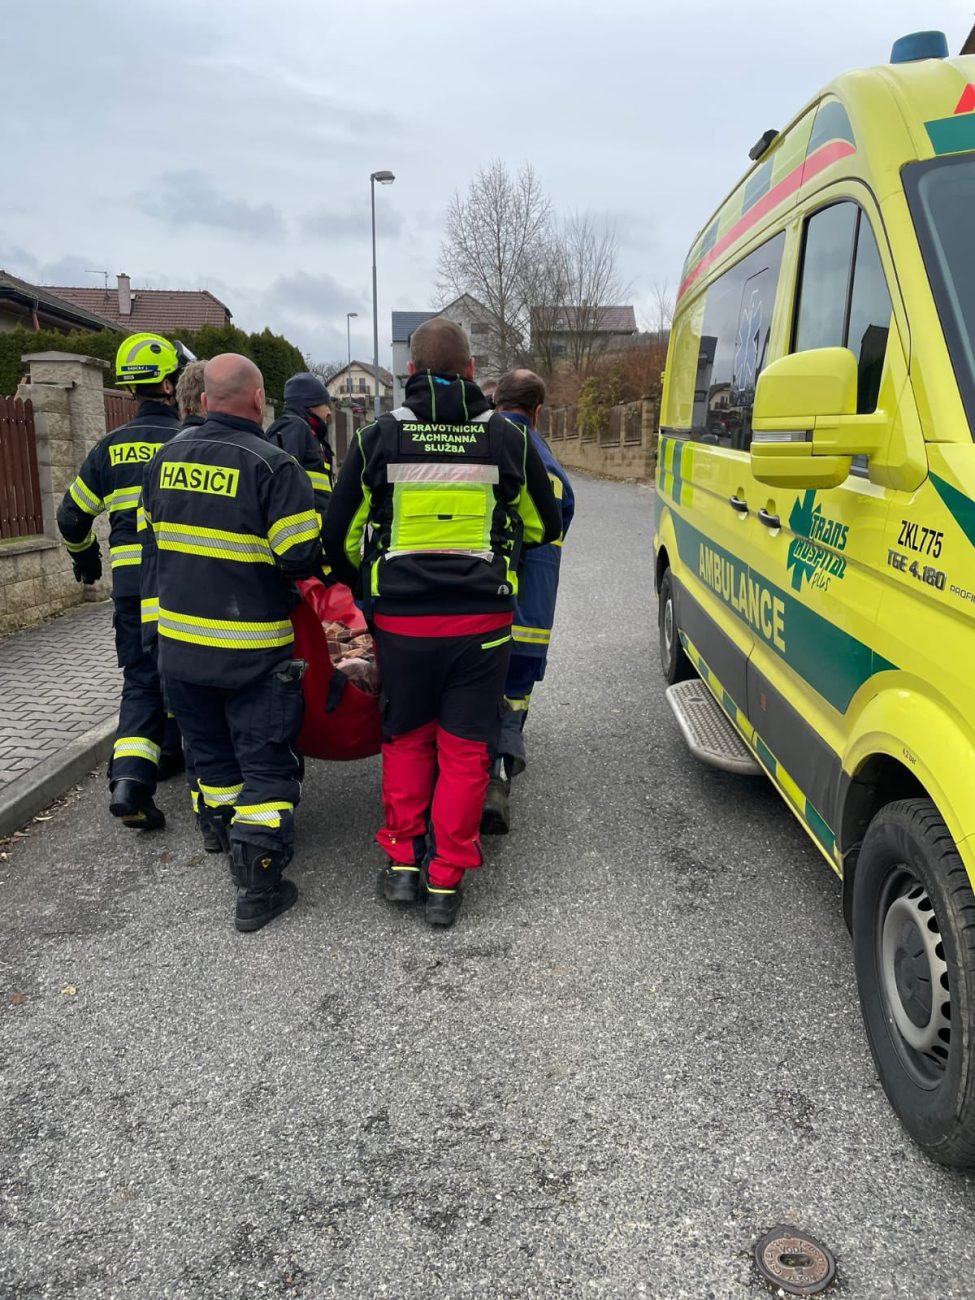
[386, 406, 500, 558]
[360, 406, 526, 609]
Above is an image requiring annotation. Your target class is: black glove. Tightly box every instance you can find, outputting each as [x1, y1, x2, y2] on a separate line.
[71, 540, 102, 585]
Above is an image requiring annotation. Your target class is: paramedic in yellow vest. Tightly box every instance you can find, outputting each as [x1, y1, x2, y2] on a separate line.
[323, 319, 561, 928]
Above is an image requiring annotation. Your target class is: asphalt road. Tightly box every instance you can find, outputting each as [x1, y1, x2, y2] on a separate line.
[2, 473, 974, 1300]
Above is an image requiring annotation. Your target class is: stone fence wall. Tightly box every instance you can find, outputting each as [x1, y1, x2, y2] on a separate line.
[0, 351, 291, 636]
[537, 398, 659, 481]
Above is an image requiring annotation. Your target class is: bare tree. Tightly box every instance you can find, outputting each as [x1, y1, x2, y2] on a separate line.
[305, 358, 344, 386]
[648, 278, 675, 343]
[437, 163, 631, 382]
[522, 232, 571, 379]
[437, 160, 551, 371]
[546, 212, 626, 375]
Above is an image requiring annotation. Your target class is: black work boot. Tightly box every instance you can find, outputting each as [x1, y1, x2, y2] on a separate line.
[379, 861, 421, 904]
[232, 842, 297, 933]
[235, 879, 298, 932]
[480, 775, 511, 835]
[421, 869, 464, 928]
[198, 805, 232, 855]
[109, 779, 165, 831]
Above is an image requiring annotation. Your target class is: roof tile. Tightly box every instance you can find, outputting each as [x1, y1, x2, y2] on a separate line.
[331, 360, 394, 387]
[44, 286, 232, 333]
[0, 270, 117, 330]
[534, 305, 638, 333]
[391, 310, 437, 343]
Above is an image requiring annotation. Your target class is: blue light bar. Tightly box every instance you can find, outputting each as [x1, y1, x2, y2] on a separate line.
[890, 31, 949, 64]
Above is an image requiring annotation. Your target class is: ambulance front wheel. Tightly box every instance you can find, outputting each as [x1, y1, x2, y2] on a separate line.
[658, 569, 693, 685]
[853, 798, 975, 1168]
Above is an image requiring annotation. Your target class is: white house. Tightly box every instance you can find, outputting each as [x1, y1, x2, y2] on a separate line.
[390, 294, 501, 405]
[328, 359, 393, 408]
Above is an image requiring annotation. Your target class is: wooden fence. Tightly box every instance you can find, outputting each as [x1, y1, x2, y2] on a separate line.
[105, 390, 137, 432]
[0, 396, 43, 539]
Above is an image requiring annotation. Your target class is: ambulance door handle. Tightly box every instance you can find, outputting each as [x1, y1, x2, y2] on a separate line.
[729, 496, 749, 514]
[758, 508, 781, 529]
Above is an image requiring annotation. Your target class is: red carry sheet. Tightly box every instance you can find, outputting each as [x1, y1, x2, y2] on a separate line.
[291, 578, 383, 761]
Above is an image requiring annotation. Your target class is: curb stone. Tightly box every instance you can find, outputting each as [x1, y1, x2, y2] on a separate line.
[0, 714, 116, 838]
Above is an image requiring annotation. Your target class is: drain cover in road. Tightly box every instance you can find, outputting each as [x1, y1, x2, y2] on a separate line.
[754, 1225, 836, 1295]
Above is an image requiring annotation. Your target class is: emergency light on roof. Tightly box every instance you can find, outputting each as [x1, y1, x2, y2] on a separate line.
[890, 30, 949, 64]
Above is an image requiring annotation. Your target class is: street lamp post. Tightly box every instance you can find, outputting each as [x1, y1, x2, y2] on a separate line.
[370, 169, 395, 420]
[346, 311, 357, 401]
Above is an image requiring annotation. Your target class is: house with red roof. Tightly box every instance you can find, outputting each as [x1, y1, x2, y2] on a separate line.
[45, 274, 232, 335]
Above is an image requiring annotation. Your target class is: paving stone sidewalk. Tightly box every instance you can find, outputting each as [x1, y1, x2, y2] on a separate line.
[0, 600, 120, 836]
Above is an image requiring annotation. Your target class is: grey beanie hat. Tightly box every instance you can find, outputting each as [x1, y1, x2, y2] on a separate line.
[284, 372, 331, 407]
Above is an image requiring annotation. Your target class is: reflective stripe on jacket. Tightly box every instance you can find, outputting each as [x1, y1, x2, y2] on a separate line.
[140, 411, 323, 689]
[503, 416, 574, 660]
[56, 399, 181, 599]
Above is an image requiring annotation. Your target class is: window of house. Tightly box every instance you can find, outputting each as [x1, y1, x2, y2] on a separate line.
[793, 201, 891, 414]
[471, 321, 489, 336]
[690, 231, 786, 449]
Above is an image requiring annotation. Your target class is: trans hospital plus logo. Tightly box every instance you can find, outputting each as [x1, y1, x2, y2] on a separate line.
[787, 490, 849, 592]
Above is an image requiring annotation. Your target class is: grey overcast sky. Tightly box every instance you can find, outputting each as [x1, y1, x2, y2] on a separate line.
[3, 0, 972, 365]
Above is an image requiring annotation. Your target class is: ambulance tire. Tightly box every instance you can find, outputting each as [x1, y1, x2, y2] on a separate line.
[658, 569, 693, 685]
[853, 798, 975, 1168]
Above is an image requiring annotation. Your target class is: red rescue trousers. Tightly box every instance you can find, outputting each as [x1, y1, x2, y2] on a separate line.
[372, 614, 512, 890]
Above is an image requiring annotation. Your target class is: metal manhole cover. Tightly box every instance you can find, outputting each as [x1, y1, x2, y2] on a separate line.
[754, 1225, 836, 1295]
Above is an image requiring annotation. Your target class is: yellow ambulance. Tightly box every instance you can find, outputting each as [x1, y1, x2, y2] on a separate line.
[655, 30, 975, 1165]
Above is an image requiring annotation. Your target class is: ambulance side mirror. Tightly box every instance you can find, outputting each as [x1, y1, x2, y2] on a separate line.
[750, 347, 873, 489]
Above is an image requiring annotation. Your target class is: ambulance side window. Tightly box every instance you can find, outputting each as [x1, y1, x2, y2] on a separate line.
[793, 203, 858, 352]
[847, 218, 891, 414]
[793, 202, 891, 415]
[691, 231, 785, 451]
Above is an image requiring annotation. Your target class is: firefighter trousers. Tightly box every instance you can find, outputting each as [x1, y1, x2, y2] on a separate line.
[164, 663, 305, 854]
[373, 626, 511, 889]
[493, 651, 547, 776]
[110, 594, 179, 790]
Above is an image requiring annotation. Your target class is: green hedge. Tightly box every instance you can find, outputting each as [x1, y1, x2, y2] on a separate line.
[0, 322, 306, 407]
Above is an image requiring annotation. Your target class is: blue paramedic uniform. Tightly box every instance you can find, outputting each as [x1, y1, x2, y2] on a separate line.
[496, 414, 574, 773]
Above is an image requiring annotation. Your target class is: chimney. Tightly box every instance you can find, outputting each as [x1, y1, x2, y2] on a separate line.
[117, 273, 132, 316]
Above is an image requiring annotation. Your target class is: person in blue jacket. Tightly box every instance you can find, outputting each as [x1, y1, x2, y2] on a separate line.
[482, 369, 574, 834]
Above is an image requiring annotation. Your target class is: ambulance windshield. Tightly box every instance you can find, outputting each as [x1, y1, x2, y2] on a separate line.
[905, 155, 975, 437]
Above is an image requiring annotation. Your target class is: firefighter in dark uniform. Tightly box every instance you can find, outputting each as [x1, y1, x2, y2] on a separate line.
[323, 318, 561, 928]
[141, 354, 323, 932]
[57, 332, 191, 830]
[168, 360, 215, 844]
[481, 369, 574, 834]
[265, 372, 334, 520]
